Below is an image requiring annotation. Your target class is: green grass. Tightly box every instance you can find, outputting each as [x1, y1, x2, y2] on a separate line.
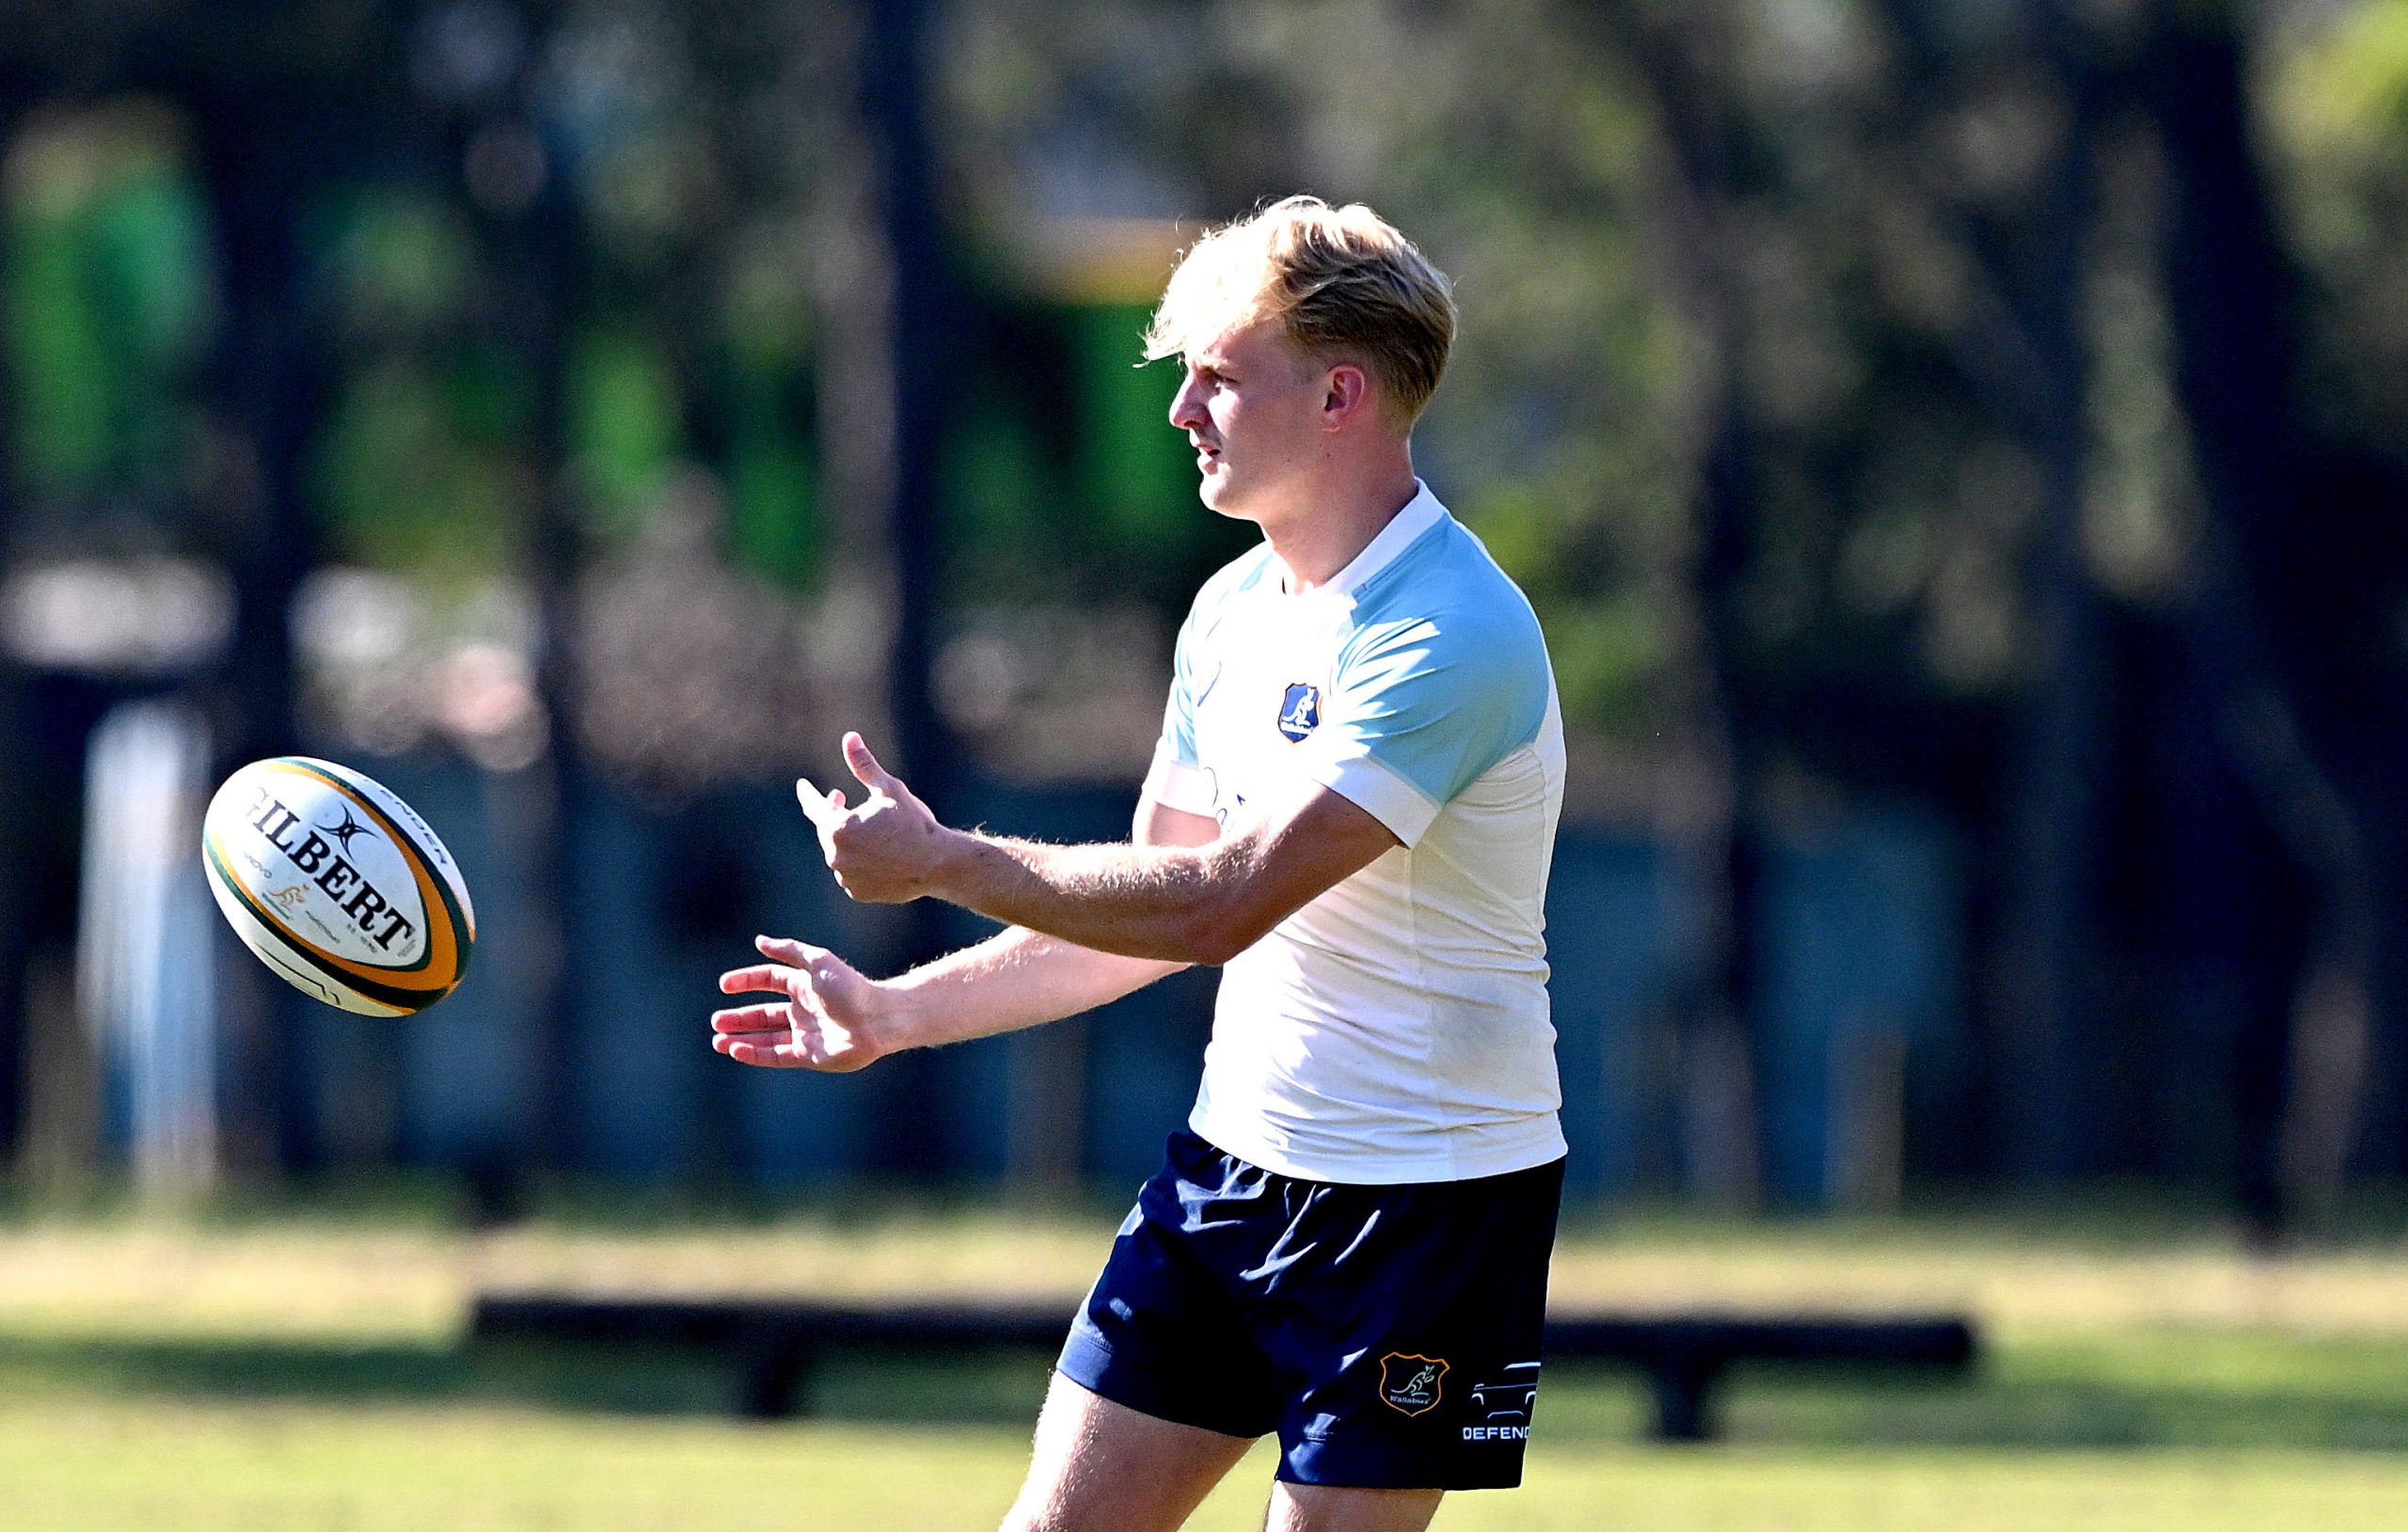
[8, 1396, 2408, 1531]
[6, 1200, 2408, 1528]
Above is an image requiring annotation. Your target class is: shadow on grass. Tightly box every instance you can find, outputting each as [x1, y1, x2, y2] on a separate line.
[0, 1331, 1053, 1427]
[11, 1331, 2408, 1453]
[1545, 1350, 2408, 1452]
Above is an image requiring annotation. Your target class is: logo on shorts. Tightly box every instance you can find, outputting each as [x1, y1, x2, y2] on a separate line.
[1276, 683, 1321, 742]
[1463, 1361, 1541, 1441]
[1377, 1352, 1449, 1416]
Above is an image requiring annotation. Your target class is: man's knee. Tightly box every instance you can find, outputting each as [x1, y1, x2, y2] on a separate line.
[998, 1448, 1101, 1532]
[1267, 1482, 1445, 1532]
[999, 1373, 1252, 1532]
[998, 1461, 1148, 1532]
[997, 1501, 1066, 1532]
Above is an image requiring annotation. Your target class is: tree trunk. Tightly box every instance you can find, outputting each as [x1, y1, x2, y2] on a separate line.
[0, 72, 35, 1169]
[804, 0, 968, 1177]
[188, 81, 328, 1177]
[1612, 6, 1766, 1205]
[2146, 7, 2384, 1234]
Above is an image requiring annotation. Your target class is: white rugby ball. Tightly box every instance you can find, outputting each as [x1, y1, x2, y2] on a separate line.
[200, 757, 476, 1016]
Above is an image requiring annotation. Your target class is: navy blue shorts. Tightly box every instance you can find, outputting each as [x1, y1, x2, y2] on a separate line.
[1057, 1129, 1565, 1491]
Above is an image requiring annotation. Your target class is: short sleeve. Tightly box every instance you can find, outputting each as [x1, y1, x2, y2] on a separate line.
[1139, 611, 1216, 817]
[1296, 609, 1551, 846]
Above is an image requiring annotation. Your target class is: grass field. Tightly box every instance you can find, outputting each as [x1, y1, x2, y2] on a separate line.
[6, 1195, 2408, 1529]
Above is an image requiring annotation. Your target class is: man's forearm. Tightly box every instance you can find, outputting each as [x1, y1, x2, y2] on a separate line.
[928, 831, 1251, 966]
[809, 757, 1392, 966]
[880, 923, 1189, 1050]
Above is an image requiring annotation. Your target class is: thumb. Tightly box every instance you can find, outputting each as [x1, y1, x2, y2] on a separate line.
[844, 732, 905, 797]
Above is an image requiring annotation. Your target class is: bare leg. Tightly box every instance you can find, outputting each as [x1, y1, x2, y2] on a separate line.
[1264, 1483, 1445, 1532]
[1001, 1371, 1259, 1532]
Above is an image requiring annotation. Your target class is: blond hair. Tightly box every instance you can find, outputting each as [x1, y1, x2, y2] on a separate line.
[1144, 196, 1455, 428]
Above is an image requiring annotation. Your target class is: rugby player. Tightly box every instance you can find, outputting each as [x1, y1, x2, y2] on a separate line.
[714, 196, 1566, 1532]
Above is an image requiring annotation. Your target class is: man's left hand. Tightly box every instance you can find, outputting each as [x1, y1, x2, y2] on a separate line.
[796, 732, 957, 903]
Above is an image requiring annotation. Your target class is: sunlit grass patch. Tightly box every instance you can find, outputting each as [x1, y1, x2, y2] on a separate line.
[7, 1198, 2408, 1528]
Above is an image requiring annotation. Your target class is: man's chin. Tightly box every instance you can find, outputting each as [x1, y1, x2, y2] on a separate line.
[1196, 474, 1254, 522]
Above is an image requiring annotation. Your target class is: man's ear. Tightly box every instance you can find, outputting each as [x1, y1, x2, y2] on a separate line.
[1322, 362, 1372, 431]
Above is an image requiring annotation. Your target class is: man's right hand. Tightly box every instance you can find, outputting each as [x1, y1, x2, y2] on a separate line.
[712, 934, 897, 1071]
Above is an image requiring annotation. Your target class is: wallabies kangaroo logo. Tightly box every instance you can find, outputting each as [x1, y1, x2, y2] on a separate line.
[1276, 683, 1322, 742]
[1377, 1352, 1450, 1416]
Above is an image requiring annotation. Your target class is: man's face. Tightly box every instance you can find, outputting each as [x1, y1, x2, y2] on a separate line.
[1166, 318, 1330, 521]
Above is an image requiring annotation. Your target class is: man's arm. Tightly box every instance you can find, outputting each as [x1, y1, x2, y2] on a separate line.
[797, 732, 1402, 966]
[712, 794, 1220, 1070]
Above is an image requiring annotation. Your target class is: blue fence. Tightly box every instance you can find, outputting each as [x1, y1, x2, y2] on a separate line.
[264, 759, 1963, 1203]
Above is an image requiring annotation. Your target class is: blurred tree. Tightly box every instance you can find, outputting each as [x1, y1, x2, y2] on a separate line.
[5, 0, 2405, 1204]
[936, 0, 2042, 1195]
[2150, 0, 2400, 1229]
[3, 102, 214, 520]
[308, 187, 524, 584]
[177, 7, 415, 1173]
[926, 0, 2408, 1206]
[2264, 3, 2408, 1194]
[1592, 0, 1769, 1205]
[0, 55, 37, 1170]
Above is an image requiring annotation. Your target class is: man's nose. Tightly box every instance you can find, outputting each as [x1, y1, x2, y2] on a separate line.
[1168, 375, 1205, 431]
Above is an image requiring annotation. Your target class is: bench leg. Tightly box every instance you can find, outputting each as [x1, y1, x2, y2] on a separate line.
[737, 1331, 816, 1419]
[1646, 1356, 1727, 1443]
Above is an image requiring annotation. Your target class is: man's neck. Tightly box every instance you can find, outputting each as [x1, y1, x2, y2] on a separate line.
[1262, 457, 1423, 592]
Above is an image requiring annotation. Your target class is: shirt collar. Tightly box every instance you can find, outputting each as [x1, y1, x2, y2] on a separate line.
[1316, 481, 1447, 599]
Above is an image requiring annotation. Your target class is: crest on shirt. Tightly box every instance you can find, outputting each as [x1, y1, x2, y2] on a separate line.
[1377, 1352, 1449, 1416]
[1276, 683, 1322, 742]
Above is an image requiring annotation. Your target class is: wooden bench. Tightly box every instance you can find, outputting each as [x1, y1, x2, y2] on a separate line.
[1541, 1312, 1977, 1440]
[469, 1293, 1976, 1442]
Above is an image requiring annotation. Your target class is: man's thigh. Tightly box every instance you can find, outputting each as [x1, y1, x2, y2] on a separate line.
[1002, 1370, 1257, 1532]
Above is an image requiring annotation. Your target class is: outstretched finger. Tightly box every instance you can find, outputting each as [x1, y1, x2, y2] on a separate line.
[715, 1034, 806, 1066]
[711, 1003, 793, 1034]
[794, 777, 845, 828]
[754, 934, 832, 969]
[756, 933, 824, 956]
[720, 962, 803, 996]
[843, 732, 906, 797]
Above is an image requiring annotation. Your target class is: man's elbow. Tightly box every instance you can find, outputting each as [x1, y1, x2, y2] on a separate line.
[1159, 840, 1301, 967]
[1179, 892, 1277, 968]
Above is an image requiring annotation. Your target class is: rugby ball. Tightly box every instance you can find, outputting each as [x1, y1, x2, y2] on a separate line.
[200, 757, 476, 1016]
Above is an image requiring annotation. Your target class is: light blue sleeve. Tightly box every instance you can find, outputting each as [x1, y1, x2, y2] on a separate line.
[1300, 607, 1552, 845]
[1139, 608, 1215, 816]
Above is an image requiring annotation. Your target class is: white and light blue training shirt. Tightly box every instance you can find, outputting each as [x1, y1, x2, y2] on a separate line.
[1141, 482, 1568, 1185]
